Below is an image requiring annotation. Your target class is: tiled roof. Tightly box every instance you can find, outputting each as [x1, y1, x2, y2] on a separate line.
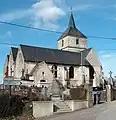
[58, 13, 87, 40]
[11, 47, 18, 61]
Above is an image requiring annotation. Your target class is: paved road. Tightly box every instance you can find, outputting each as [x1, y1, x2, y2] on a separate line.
[40, 101, 116, 120]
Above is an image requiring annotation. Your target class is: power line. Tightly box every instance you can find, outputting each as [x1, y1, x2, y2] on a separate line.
[87, 36, 116, 40]
[0, 42, 19, 46]
[1, 20, 116, 40]
[0, 21, 62, 34]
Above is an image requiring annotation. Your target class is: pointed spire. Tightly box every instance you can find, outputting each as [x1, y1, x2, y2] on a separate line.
[58, 8, 87, 40]
[68, 11, 76, 28]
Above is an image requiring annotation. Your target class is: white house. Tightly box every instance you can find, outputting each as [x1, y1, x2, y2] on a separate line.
[4, 13, 103, 88]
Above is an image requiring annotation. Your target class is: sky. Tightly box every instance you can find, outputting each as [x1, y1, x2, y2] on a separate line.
[0, 0, 116, 80]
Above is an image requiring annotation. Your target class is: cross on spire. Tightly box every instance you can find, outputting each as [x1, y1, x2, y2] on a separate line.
[70, 6, 72, 12]
[68, 9, 76, 29]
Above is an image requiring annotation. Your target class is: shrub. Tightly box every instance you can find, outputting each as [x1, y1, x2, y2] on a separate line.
[0, 94, 24, 118]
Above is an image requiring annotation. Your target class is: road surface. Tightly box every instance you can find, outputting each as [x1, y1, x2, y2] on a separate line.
[39, 101, 116, 120]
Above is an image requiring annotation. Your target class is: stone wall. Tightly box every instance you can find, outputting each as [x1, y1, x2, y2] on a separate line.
[58, 36, 87, 52]
[73, 100, 88, 111]
[15, 47, 25, 78]
[65, 100, 88, 111]
[32, 62, 53, 87]
[70, 87, 87, 100]
[33, 100, 88, 118]
[33, 101, 53, 118]
[25, 62, 36, 74]
[106, 85, 116, 102]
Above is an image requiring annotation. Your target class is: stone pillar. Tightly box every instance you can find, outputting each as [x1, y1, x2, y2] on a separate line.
[85, 84, 93, 108]
[51, 80, 61, 101]
[106, 85, 112, 102]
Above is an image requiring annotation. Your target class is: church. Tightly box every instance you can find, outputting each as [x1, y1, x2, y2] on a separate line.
[4, 13, 103, 89]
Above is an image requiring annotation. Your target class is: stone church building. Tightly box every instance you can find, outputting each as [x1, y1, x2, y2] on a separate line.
[4, 13, 103, 88]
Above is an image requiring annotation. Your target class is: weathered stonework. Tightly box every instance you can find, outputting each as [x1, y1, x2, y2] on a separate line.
[58, 36, 87, 52]
[15, 47, 25, 78]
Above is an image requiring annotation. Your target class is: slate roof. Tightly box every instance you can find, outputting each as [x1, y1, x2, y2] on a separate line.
[81, 48, 92, 65]
[58, 13, 87, 40]
[11, 47, 18, 61]
[20, 44, 91, 66]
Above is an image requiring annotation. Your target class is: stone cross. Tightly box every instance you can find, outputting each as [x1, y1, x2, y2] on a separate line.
[109, 71, 113, 78]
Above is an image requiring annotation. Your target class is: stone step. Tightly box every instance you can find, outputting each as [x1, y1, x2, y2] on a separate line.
[57, 108, 72, 111]
[57, 109, 72, 113]
[54, 103, 69, 107]
[55, 104, 70, 109]
[53, 101, 72, 113]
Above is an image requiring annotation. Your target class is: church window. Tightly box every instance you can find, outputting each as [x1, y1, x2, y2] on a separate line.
[51, 65, 57, 78]
[51, 66, 54, 73]
[76, 39, 79, 44]
[21, 69, 25, 79]
[40, 80, 46, 82]
[62, 40, 64, 47]
[10, 67, 13, 76]
[69, 66, 74, 78]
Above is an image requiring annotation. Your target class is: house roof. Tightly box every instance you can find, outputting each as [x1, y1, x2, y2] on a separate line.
[11, 47, 18, 61]
[20, 44, 90, 66]
[58, 13, 87, 40]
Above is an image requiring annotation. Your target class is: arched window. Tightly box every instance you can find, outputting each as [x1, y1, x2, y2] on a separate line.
[89, 65, 94, 79]
[76, 39, 79, 44]
[69, 66, 74, 78]
[62, 40, 64, 47]
[10, 67, 13, 76]
[51, 65, 57, 78]
[21, 69, 25, 79]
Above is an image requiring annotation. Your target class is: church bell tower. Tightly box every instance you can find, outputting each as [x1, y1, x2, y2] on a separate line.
[58, 12, 87, 53]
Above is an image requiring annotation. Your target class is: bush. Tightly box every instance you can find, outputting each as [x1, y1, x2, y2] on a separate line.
[0, 94, 24, 118]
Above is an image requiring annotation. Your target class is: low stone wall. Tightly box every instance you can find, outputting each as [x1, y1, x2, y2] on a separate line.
[65, 100, 88, 111]
[33, 100, 88, 118]
[73, 100, 88, 111]
[33, 101, 53, 118]
[111, 88, 116, 101]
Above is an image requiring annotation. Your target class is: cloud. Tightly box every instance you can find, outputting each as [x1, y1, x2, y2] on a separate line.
[0, 1, 100, 30]
[0, 0, 66, 30]
[30, 0, 66, 30]
[0, 9, 32, 22]
[100, 52, 116, 59]
[101, 54, 113, 58]
[0, 31, 12, 39]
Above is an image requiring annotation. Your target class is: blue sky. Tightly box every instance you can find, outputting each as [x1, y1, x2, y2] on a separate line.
[0, 0, 116, 80]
